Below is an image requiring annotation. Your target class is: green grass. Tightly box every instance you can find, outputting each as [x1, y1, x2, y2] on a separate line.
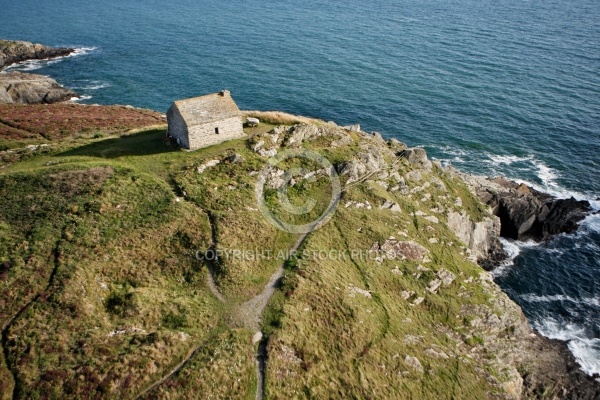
[0, 118, 520, 399]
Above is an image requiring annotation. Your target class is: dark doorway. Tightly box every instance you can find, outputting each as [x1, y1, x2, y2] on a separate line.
[215, 127, 219, 134]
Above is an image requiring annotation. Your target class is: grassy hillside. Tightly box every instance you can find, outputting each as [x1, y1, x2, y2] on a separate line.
[0, 108, 542, 399]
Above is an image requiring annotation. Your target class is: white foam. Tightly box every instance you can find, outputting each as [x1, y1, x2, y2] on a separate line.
[70, 95, 92, 102]
[428, 144, 468, 157]
[534, 318, 600, 377]
[440, 147, 600, 232]
[510, 155, 600, 204]
[492, 238, 541, 277]
[2, 46, 97, 72]
[581, 210, 600, 234]
[2, 57, 63, 72]
[482, 152, 596, 203]
[71, 46, 97, 56]
[487, 154, 533, 165]
[568, 339, 600, 377]
[500, 237, 522, 258]
[536, 161, 559, 187]
[71, 80, 111, 90]
[534, 317, 585, 340]
[510, 156, 568, 198]
[521, 293, 600, 308]
[439, 147, 594, 206]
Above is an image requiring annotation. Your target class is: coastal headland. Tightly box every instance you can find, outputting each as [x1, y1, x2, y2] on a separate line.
[0, 40, 598, 399]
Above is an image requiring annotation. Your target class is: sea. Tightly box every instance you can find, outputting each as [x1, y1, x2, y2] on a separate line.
[1, 0, 599, 378]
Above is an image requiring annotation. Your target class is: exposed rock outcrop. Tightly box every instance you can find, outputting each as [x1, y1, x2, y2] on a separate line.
[0, 39, 74, 69]
[402, 147, 432, 170]
[373, 239, 430, 261]
[0, 72, 77, 104]
[447, 210, 505, 269]
[459, 173, 591, 241]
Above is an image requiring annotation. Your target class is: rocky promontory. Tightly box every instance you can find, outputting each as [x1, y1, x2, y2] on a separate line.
[0, 40, 78, 104]
[458, 172, 591, 242]
[0, 72, 78, 104]
[0, 105, 597, 398]
[0, 39, 74, 69]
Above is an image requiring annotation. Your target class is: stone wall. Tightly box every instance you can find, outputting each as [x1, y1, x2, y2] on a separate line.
[166, 106, 189, 148]
[187, 116, 245, 150]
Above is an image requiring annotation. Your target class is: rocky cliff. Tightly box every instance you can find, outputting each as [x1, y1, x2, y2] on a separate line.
[0, 40, 78, 104]
[0, 40, 74, 69]
[457, 172, 591, 242]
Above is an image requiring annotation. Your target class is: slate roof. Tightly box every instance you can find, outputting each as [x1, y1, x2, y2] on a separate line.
[173, 90, 240, 125]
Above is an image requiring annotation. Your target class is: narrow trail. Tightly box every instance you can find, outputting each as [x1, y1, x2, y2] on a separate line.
[167, 177, 226, 304]
[135, 346, 198, 399]
[135, 332, 218, 400]
[205, 264, 226, 303]
[255, 339, 268, 400]
[244, 191, 343, 400]
[138, 232, 308, 400]
[151, 176, 345, 399]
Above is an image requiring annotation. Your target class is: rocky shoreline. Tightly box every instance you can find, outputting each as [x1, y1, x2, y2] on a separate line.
[404, 146, 599, 397]
[246, 122, 600, 398]
[446, 167, 593, 271]
[0, 71, 78, 104]
[458, 171, 592, 242]
[0, 40, 74, 69]
[0, 40, 78, 104]
[450, 170, 598, 397]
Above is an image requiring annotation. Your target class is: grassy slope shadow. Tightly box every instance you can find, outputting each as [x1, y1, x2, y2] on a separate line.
[58, 129, 176, 159]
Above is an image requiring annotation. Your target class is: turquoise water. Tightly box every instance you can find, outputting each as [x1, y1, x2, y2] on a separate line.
[1, 0, 599, 377]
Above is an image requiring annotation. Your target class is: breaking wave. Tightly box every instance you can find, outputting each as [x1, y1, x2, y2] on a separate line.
[2, 46, 97, 72]
[533, 318, 600, 378]
[70, 80, 111, 90]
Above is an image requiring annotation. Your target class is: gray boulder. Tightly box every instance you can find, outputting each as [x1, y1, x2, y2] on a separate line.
[403, 147, 432, 170]
[0, 72, 78, 104]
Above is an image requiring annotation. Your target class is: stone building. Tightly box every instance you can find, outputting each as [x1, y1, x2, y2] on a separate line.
[166, 90, 245, 150]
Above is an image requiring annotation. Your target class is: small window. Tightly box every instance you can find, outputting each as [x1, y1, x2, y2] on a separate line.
[215, 127, 219, 134]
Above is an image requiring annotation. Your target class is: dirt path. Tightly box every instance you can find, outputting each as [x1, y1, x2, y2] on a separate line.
[137, 233, 307, 400]
[233, 233, 309, 400]
[142, 182, 330, 399]
[236, 233, 308, 332]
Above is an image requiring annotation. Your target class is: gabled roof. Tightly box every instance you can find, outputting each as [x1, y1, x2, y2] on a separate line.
[172, 90, 241, 125]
